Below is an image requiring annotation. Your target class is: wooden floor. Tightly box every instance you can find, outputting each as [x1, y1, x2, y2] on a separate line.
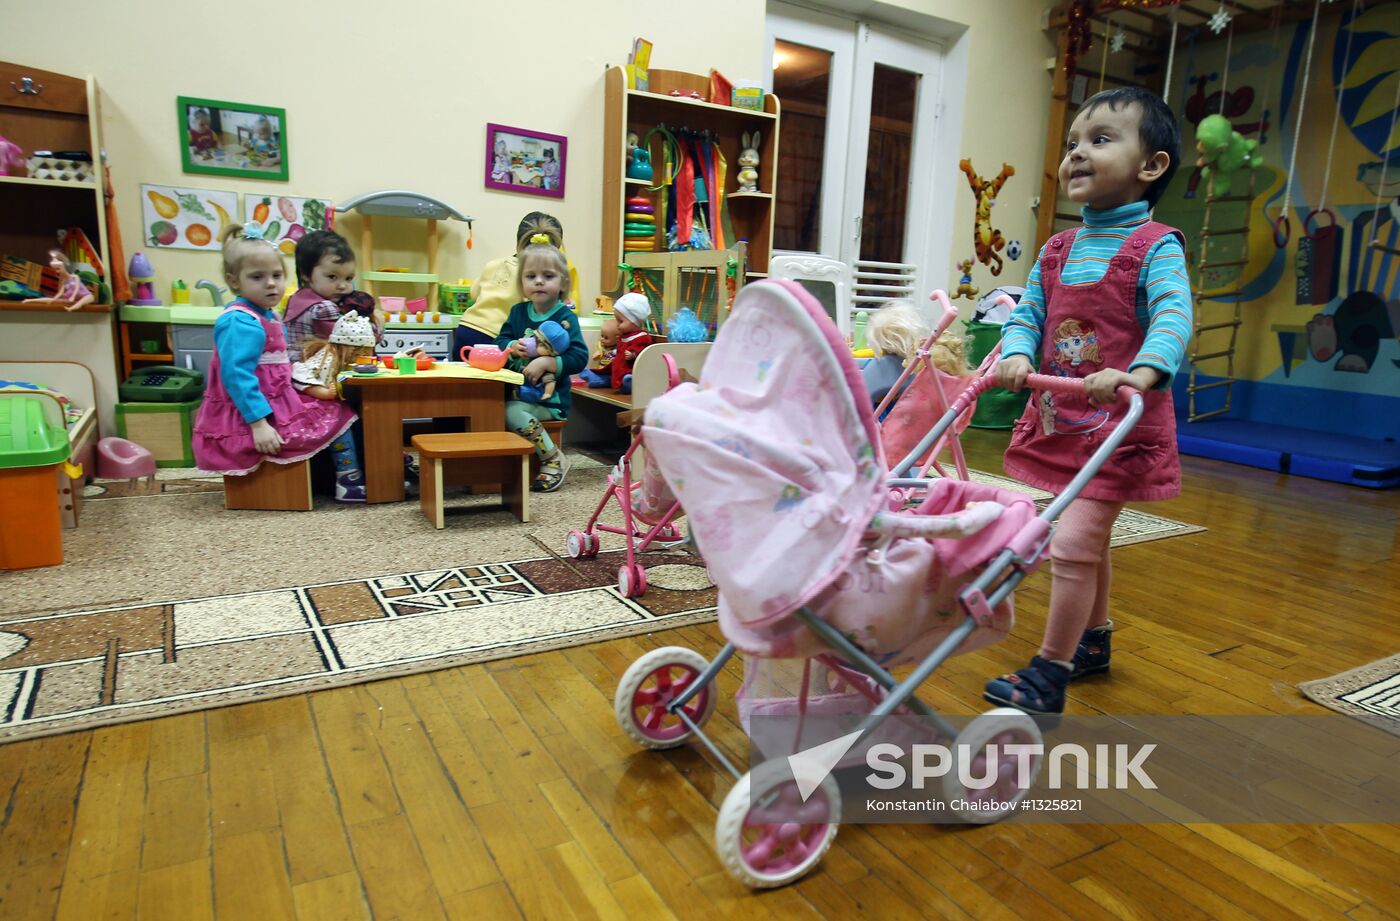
[3, 429, 1399, 920]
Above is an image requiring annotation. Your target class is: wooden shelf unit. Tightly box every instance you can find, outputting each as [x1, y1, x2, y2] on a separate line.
[601, 67, 780, 292]
[0, 60, 121, 435]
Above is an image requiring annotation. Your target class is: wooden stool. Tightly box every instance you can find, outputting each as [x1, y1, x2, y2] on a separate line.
[531, 419, 567, 480]
[413, 432, 534, 528]
[224, 459, 313, 511]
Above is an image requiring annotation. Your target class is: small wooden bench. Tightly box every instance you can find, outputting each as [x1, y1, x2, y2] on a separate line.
[412, 432, 534, 528]
[224, 459, 312, 511]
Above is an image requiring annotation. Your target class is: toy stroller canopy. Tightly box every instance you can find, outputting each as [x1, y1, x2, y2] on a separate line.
[643, 280, 888, 628]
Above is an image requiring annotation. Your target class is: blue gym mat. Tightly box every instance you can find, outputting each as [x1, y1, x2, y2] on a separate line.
[1176, 415, 1400, 489]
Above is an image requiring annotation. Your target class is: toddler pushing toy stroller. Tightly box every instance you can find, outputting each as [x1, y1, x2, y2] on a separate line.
[613, 279, 1146, 887]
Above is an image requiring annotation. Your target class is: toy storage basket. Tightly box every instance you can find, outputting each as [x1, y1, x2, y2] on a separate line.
[27, 155, 94, 184]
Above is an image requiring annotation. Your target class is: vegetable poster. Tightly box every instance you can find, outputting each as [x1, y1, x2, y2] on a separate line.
[242, 195, 335, 254]
[141, 184, 240, 251]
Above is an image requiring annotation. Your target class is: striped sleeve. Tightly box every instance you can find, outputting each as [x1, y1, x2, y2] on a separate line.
[998, 245, 1049, 363]
[1131, 234, 1193, 387]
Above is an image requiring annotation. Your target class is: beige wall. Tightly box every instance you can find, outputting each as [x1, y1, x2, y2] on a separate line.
[3, 1, 765, 303]
[4, 0, 1051, 309]
[843, 0, 1058, 298]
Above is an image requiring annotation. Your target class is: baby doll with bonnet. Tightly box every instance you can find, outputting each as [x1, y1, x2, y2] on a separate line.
[294, 312, 378, 401]
[580, 317, 620, 388]
[611, 292, 653, 394]
[514, 320, 572, 405]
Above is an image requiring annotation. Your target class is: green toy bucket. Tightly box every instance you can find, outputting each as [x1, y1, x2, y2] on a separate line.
[965, 320, 1029, 430]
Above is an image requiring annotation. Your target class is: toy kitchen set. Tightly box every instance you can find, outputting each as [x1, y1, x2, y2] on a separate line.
[118, 191, 474, 377]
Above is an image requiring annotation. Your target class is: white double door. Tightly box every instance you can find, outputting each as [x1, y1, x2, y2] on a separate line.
[765, 2, 947, 294]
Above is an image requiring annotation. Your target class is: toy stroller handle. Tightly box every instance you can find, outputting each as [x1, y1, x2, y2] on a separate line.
[894, 370, 1143, 478]
[929, 289, 957, 338]
[663, 353, 681, 390]
[1022, 373, 1140, 407]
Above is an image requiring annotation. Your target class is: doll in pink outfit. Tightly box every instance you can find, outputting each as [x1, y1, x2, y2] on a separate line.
[23, 250, 94, 312]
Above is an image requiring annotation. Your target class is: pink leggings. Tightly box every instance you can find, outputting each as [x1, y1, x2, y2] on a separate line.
[1040, 497, 1123, 662]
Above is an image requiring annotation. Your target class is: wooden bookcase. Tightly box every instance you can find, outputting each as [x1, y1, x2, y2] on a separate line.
[0, 60, 121, 435]
[600, 66, 779, 293]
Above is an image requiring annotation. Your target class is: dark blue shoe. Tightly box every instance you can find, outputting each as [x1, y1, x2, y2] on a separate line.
[1071, 624, 1111, 680]
[984, 656, 1070, 715]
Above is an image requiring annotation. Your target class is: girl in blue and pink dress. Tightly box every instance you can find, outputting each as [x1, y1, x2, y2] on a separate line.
[192, 222, 366, 502]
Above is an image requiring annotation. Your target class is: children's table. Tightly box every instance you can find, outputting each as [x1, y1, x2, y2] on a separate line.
[342, 364, 523, 503]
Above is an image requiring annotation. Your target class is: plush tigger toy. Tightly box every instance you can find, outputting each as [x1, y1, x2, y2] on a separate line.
[959, 159, 1015, 277]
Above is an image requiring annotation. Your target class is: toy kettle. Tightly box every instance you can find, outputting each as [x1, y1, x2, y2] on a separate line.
[627, 148, 653, 182]
[460, 343, 507, 371]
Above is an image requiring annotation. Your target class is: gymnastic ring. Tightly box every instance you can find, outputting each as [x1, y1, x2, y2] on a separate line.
[1271, 214, 1291, 249]
[1303, 208, 1336, 241]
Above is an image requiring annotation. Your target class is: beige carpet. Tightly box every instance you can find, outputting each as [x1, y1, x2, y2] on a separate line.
[0, 454, 1205, 742]
[1299, 654, 1400, 737]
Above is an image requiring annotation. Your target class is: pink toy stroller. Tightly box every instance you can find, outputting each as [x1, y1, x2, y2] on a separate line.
[877, 288, 1016, 484]
[612, 280, 1145, 887]
[565, 348, 695, 597]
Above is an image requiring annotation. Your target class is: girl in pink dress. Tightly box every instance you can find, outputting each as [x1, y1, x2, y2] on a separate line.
[984, 88, 1190, 715]
[192, 222, 366, 501]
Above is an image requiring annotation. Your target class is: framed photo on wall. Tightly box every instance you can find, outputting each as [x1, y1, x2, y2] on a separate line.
[178, 96, 289, 181]
[484, 123, 566, 199]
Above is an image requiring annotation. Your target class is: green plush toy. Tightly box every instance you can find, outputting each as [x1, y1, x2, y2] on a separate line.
[1196, 113, 1262, 197]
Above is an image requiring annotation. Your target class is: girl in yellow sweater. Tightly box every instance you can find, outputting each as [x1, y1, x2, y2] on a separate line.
[454, 212, 581, 356]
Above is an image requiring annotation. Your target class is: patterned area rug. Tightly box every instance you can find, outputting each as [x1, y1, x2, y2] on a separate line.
[3, 461, 1204, 742]
[1299, 654, 1400, 737]
[0, 547, 714, 743]
[83, 465, 1205, 548]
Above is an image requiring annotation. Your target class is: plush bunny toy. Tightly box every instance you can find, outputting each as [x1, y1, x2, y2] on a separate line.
[737, 132, 760, 192]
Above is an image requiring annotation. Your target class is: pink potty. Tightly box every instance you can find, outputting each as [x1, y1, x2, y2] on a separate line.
[97, 437, 157, 487]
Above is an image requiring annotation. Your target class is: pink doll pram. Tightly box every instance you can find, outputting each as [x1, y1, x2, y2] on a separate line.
[564, 345, 701, 597]
[611, 279, 1146, 888]
[877, 288, 1017, 484]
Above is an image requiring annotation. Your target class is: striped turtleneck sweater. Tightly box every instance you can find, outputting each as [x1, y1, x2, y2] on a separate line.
[1000, 201, 1192, 386]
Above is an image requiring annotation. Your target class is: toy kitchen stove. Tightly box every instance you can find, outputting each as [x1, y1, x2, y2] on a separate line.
[378, 313, 458, 359]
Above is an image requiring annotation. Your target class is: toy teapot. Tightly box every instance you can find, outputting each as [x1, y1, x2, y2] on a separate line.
[627, 147, 654, 182]
[460, 343, 508, 371]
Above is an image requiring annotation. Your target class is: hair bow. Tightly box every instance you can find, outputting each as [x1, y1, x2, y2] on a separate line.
[243, 220, 268, 240]
[530, 233, 551, 244]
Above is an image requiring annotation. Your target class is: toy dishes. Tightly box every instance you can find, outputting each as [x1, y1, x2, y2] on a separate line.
[381, 354, 435, 371]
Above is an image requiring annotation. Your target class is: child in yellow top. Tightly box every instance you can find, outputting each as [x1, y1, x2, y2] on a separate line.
[454, 212, 581, 357]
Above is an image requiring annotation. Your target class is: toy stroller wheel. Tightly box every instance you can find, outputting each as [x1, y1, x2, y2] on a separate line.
[618, 563, 647, 598]
[715, 759, 840, 888]
[566, 530, 600, 560]
[566, 530, 587, 559]
[614, 646, 717, 749]
[942, 707, 1043, 824]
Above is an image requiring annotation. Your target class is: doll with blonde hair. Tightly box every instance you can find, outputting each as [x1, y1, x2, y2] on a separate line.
[294, 312, 377, 401]
[862, 302, 969, 407]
